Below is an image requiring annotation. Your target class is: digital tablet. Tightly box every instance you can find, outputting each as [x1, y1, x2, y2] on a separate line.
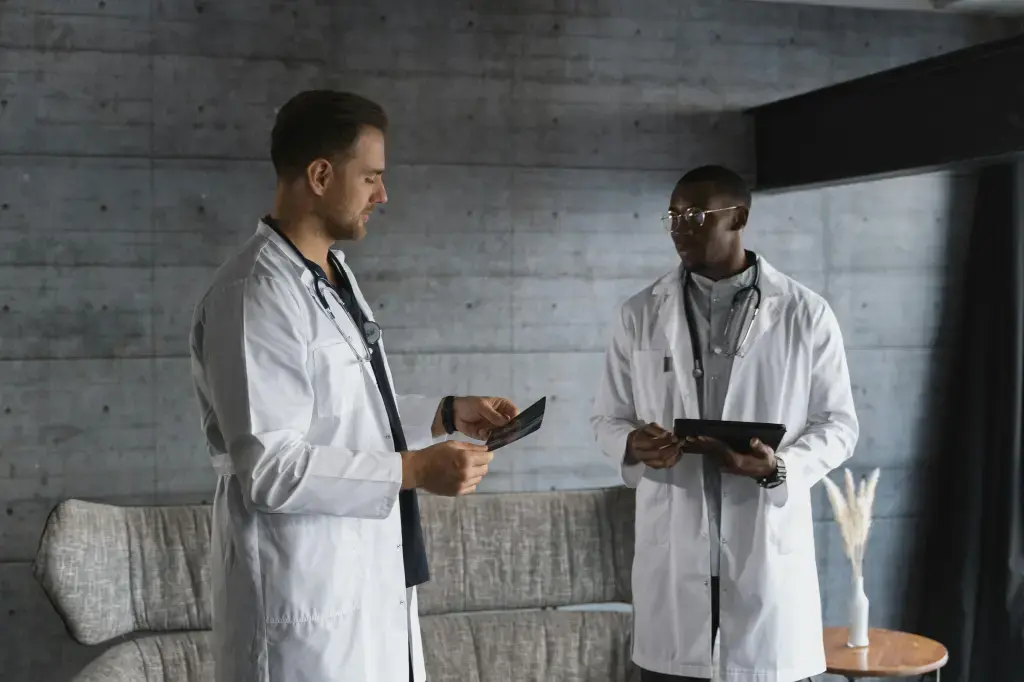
[674, 419, 786, 453]
[485, 397, 547, 451]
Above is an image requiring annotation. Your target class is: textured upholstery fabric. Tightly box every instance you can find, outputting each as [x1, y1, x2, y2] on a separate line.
[420, 610, 639, 682]
[72, 612, 637, 682]
[417, 487, 636, 614]
[33, 500, 213, 645]
[72, 632, 213, 682]
[36, 488, 638, 681]
[35, 488, 634, 644]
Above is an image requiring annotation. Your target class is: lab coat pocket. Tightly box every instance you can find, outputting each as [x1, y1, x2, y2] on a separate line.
[258, 514, 365, 623]
[635, 475, 671, 547]
[311, 339, 371, 420]
[630, 349, 674, 426]
[766, 493, 811, 556]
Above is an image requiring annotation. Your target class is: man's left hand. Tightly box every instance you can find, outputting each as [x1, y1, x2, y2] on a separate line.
[453, 397, 519, 441]
[683, 436, 777, 479]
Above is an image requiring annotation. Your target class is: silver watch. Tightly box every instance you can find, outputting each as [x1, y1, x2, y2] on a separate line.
[758, 456, 786, 489]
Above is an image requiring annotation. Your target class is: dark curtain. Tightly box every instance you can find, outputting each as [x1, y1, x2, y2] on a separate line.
[912, 160, 1024, 682]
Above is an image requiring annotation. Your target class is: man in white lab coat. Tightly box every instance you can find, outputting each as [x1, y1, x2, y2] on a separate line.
[592, 165, 859, 682]
[190, 90, 519, 682]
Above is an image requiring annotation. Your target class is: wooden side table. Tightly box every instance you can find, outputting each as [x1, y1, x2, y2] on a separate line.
[823, 627, 949, 682]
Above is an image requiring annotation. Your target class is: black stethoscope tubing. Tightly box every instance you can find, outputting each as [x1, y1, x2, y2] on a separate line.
[267, 221, 383, 351]
[682, 254, 762, 381]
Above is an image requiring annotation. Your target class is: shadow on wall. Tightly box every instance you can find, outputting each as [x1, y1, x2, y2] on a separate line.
[901, 169, 976, 628]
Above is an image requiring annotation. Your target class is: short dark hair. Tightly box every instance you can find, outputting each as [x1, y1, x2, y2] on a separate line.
[270, 90, 388, 179]
[675, 165, 752, 208]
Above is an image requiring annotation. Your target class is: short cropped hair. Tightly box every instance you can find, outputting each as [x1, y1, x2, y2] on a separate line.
[675, 165, 752, 208]
[270, 90, 388, 180]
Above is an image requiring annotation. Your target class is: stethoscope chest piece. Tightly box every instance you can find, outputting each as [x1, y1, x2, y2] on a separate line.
[363, 321, 382, 346]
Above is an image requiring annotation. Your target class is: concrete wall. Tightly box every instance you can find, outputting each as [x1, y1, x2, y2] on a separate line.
[0, 1, 1016, 679]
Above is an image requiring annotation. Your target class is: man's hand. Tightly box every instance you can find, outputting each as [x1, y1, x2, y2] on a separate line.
[402, 440, 493, 496]
[625, 423, 681, 469]
[684, 436, 777, 479]
[434, 396, 519, 440]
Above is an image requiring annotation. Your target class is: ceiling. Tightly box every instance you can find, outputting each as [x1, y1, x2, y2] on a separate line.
[745, 0, 1024, 13]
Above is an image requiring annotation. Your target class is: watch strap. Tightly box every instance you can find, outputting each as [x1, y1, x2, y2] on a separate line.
[758, 455, 786, 489]
[441, 396, 457, 435]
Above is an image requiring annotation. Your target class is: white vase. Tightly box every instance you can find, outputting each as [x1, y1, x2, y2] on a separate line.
[847, 575, 870, 648]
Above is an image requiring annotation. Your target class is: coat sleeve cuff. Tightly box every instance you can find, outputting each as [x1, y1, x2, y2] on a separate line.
[622, 458, 645, 488]
[397, 394, 443, 451]
[764, 456, 795, 507]
[765, 479, 790, 508]
[597, 422, 644, 488]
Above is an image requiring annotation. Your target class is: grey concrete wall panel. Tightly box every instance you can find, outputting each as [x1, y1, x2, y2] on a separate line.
[0, 157, 153, 267]
[0, 265, 154, 360]
[0, 49, 152, 155]
[153, 0, 332, 62]
[151, 55, 331, 158]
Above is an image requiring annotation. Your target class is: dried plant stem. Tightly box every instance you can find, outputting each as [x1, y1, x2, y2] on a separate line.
[822, 467, 880, 582]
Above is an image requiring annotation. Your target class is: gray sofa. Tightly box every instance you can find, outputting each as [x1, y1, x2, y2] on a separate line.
[33, 488, 640, 681]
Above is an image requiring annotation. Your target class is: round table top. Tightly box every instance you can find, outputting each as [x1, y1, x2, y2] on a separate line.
[823, 627, 949, 677]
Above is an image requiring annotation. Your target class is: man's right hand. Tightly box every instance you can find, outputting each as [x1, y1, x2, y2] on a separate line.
[625, 422, 680, 469]
[401, 441, 493, 496]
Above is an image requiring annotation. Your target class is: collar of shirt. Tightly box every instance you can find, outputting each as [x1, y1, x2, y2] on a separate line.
[688, 262, 757, 307]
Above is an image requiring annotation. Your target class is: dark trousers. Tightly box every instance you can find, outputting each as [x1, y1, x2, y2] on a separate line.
[639, 577, 720, 682]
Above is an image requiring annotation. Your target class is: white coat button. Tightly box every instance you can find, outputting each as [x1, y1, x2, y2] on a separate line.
[701, 530, 708, 538]
[385, 434, 391, 440]
[399, 599, 405, 606]
[704, 579, 709, 587]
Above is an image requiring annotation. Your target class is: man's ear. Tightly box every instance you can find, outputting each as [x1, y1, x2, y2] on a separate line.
[731, 206, 749, 231]
[305, 159, 333, 197]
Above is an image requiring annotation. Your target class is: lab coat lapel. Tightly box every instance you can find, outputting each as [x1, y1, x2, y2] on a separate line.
[333, 252, 400, 391]
[723, 258, 785, 416]
[653, 272, 700, 421]
[299, 268, 368, 362]
[733, 295, 781, 360]
[334, 252, 375, 324]
[730, 256, 787, 365]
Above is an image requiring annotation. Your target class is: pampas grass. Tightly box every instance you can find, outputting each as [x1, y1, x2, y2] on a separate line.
[821, 468, 881, 582]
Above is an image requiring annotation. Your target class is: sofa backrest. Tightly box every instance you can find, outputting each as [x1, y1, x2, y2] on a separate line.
[34, 488, 636, 645]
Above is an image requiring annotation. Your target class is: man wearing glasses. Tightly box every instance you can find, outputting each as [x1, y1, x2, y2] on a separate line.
[592, 165, 858, 682]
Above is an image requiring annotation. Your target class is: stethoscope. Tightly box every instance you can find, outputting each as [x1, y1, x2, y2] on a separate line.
[311, 255, 382, 345]
[266, 220, 382, 361]
[682, 251, 762, 381]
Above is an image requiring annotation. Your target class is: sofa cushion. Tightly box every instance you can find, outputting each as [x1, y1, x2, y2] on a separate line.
[73, 611, 638, 682]
[421, 610, 639, 682]
[417, 488, 635, 615]
[33, 501, 212, 645]
[72, 632, 212, 682]
[36, 488, 635, 644]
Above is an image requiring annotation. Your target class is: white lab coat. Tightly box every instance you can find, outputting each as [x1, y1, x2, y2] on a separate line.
[592, 257, 858, 682]
[190, 221, 441, 682]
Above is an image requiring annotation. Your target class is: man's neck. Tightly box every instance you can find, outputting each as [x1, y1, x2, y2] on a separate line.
[269, 207, 333, 273]
[693, 249, 750, 282]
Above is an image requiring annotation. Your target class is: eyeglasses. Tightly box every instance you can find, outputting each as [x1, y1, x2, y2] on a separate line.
[662, 206, 743, 234]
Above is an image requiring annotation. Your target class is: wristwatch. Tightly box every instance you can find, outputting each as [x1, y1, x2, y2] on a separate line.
[757, 456, 786, 489]
[441, 396, 457, 435]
